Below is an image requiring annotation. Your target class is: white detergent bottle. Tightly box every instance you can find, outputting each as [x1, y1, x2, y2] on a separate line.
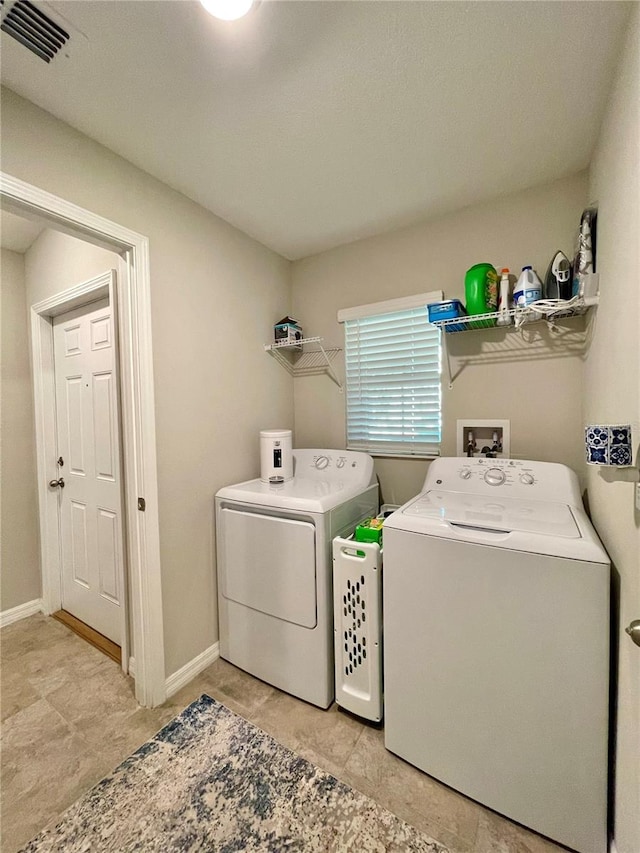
[497, 268, 512, 326]
[513, 266, 543, 307]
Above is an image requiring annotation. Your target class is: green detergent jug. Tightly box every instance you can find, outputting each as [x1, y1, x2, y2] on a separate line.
[465, 263, 498, 328]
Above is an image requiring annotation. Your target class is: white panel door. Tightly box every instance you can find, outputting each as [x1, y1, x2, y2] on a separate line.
[53, 296, 124, 643]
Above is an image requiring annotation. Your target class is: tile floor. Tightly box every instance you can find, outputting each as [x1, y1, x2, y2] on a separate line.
[1, 614, 566, 853]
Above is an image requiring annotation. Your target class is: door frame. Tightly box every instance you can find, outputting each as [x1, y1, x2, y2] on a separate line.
[35, 271, 129, 668]
[1, 171, 166, 708]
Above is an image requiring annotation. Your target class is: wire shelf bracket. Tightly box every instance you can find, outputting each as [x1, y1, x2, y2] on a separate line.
[265, 336, 343, 391]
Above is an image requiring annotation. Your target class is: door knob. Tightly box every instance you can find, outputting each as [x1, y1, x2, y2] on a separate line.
[625, 620, 640, 647]
[49, 477, 65, 489]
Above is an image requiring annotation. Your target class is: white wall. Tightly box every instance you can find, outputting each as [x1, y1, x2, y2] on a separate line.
[0, 249, 41, 611]
[586, 7, 640, 852]
[292, 172, 588, 505]
[1, 87, 293, 676]
[24, 229, 121, 306]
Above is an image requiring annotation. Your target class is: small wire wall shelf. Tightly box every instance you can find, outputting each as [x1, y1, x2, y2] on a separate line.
[264, 336, 342, 390]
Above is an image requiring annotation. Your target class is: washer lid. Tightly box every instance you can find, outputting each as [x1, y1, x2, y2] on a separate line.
[404, 490, 580, 538]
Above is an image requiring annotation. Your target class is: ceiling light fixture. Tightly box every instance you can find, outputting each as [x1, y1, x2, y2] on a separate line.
[199, 0, 256, 21]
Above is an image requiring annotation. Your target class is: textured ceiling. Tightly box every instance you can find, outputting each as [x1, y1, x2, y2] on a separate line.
[0, 1, 631, 259]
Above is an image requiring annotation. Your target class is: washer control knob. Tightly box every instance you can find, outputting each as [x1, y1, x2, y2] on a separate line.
[459, 469, 472, 480]
[315, 455, 329, 470]
[484, 467, 506, 486]
[336, 458, 345, 469]
[520, 473, 535, 485]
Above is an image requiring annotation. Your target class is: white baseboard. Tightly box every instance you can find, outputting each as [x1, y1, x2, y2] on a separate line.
[128, 644, 219, 700]
[165, 642, 220, 699]
[0, 598, 43, 628]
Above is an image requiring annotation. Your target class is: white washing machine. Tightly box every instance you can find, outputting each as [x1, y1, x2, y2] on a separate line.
[383, 457, 610, 853]
[216, 449, 378, 709]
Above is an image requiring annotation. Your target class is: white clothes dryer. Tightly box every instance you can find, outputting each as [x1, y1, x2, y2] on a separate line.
[383, 457, 609, 853]
[216, 449, 378, 709]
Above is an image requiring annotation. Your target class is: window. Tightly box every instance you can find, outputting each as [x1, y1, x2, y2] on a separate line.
[338, 291, 443, 458]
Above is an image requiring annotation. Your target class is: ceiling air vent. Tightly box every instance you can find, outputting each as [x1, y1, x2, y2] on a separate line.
[1, 0, 69, 63]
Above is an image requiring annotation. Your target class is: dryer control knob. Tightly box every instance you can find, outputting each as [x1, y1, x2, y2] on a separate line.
[484, 467, 505, 486]
[315, 455, 330, 470]
[459, 469, 472, 480]
[520, 473, 535, 485]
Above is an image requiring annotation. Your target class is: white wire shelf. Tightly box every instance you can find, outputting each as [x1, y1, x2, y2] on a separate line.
[431, 299, 591, 334]
[264, 336, 342, 390]
[432, 296, 596, 389]
[265, 335, 324, 350]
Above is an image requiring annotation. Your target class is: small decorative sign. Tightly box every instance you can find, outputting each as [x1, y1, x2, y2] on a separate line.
[585, 424, 633, 467]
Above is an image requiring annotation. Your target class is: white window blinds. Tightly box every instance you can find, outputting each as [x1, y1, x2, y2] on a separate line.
[341, 296, 442, 458]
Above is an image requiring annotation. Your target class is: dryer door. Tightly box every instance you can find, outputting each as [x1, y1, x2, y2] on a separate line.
[219, 508, 317, 628]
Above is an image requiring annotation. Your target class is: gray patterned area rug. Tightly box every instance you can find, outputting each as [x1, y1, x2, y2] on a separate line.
[21, 695, 448, 852]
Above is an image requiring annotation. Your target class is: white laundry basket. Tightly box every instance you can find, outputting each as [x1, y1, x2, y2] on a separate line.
[332, 535, 383, 722]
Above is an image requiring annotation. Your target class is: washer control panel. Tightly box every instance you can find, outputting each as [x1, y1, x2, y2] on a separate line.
[425, 457, 582, 506]
[455, 458, 537, 488]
